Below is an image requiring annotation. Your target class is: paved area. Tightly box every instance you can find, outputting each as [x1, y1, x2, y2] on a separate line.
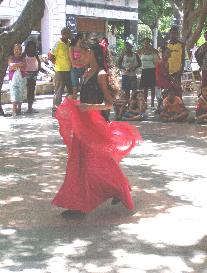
[0, 93, 207, 273]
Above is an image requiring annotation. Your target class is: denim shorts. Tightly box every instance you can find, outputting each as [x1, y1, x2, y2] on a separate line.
[70, 67, 85, 87]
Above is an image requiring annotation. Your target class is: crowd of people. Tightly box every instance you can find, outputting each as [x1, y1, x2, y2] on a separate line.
[7, 25, 207, 123]
[5, 25, 207, 215]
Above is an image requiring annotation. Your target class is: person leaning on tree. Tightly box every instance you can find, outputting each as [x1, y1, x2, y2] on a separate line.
[49, 27, 72, 116]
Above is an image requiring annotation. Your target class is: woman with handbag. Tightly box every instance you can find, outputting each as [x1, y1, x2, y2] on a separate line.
[8, 43, 26, 117]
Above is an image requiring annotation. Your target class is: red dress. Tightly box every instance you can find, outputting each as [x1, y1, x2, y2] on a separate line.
[156, 61, 175, 89]
[52, 72, 141, 212]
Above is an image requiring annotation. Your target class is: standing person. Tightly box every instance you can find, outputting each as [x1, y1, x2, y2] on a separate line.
[166, 25, 185, 85]
[23, 41, 41, 113]
[8, 43, 26, 117]
[52, 40, 141, 214]
[137, 37, 159, 108]
[69, 32, 85, 99]
[195, 31, 207, 87]
[50, 27, 72, 116]
[118, 41, 140, 100]
[156, 46, 182, 97]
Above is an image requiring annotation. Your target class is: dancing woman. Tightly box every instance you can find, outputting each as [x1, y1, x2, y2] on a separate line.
[52, 39, 141, 213]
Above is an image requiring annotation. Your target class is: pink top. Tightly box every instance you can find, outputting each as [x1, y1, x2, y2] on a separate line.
[25, 55, 39, 72]
[71, 48, 84, 68]
[9, 56, 25, 80]
[73, 49, 81, 60]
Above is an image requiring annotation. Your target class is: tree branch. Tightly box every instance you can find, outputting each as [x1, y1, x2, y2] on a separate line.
[184, 0, 207, 50]
[0, 0, 45, 113]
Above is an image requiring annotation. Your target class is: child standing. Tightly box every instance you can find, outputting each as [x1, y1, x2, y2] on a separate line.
[196, 85, 207, 122]
[8, 43, 26, 117]
[159, 89, 188, 122]
[23, 41, 41, 114]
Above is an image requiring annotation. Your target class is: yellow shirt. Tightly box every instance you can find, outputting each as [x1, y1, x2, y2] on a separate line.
[52, 39, 71, 72]
[167, 42, 183, 74]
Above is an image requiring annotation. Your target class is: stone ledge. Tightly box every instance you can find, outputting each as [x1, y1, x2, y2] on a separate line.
[1, 82, 54, 105]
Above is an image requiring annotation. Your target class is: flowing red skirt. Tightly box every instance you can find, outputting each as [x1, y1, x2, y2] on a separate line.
[52, 98, 142, 212]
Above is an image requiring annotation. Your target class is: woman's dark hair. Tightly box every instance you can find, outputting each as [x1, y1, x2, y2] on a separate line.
[71, 32, 83, 46]
[89, 42, 105, 69]
[24, 40, 37, 54]
[142, 37, 151, 44]
[10, 43, 22, 56]
[87, 39, 120, 97]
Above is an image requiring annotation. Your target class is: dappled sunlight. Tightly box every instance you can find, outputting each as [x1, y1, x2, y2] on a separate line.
[0, 94, 207, 272]
[112, 249, 193, 273]
[119, 204, 207, 246]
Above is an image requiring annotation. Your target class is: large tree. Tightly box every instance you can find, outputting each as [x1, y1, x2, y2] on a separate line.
[169, 0, 207, 50]
[138, 0, 173, 47]
[139, 0, 207, 51]
[0, 0, 45, 115]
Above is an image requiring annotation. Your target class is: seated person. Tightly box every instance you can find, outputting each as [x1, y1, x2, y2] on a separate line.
[196, 85, 207, 122]
[155, 89, 168, 114]
[122, 90, 147, 121]
[159, 88, 189, 121]
[156, 46, 182, 98]
[113, 91, 129, 120]
[39, 54, 55, 82]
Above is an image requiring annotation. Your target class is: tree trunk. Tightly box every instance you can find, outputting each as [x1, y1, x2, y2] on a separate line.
[152, 27, 158, 49]
[182, 0, 207, 51]
[0, 0, 45, 115]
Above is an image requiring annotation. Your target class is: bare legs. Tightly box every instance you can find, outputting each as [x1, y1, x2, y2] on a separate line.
[12, 102, 22, 116]
[144, 87, 155, 107]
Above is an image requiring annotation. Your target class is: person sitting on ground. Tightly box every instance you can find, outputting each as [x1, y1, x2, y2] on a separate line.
[113, 91, 129, 120]
[156, 45, 183, 98]
[155, 89, 168, 115]
[40, 54, 55, 80]
[159, 88, 189, 122]
[122, 91, 147, 121]
[195, 85, 207, 123]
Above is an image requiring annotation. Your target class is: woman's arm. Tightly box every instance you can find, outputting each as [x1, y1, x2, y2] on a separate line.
[78, 103, 112, 111]
[36, 55, 41, 71]
[97, 72, 114, 105]
[8, 56, 25, 70]
[69, 47, 75, 66]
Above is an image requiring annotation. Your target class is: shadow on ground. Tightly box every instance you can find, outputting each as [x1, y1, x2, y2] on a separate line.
[0, 94, 207, 272]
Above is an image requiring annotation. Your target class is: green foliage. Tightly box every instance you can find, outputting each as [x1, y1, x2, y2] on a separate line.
[137, 23, 152, 45]
[139, 0, 173, 29]
[159, 14, 173, 37]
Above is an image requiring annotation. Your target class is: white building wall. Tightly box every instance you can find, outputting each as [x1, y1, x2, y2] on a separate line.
[50, 0, 66, 44]
[0, 0, 66, 54]
[0, 0, 138, 53]
[0, 0, 17, 23]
